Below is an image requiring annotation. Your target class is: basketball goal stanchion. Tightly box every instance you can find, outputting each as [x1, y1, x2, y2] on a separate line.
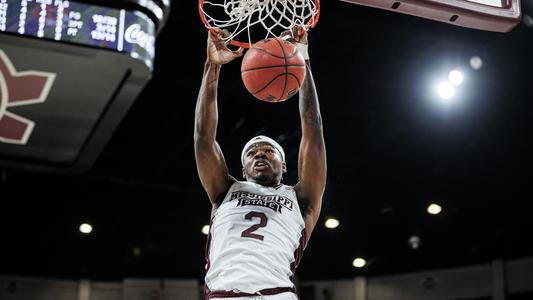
[198, 0, 320, 48]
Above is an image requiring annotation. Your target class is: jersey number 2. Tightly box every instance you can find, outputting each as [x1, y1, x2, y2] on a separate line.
[241, 211, 268, 241]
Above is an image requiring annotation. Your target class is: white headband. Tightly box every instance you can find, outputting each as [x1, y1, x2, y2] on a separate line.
[241, 135, 285, 166]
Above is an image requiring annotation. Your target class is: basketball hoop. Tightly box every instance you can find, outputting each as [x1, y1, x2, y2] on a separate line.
[198, 0, 320, 48]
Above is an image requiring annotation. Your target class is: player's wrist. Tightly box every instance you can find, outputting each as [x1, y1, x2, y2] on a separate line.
[206, 58, 223, 67]
[296, 43, 309, 60]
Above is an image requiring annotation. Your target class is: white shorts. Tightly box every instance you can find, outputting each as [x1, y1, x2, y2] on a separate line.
[210, 292, 298, 300]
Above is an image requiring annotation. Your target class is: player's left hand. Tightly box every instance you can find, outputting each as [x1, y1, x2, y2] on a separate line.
[281, 25, 309, 60]
[280, 25, 308, 45]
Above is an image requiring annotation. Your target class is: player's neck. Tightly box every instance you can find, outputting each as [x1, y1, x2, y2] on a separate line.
[247, 177, 281, 187]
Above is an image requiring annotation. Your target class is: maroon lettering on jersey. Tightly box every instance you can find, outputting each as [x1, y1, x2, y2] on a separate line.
[232, 191, 294, 213]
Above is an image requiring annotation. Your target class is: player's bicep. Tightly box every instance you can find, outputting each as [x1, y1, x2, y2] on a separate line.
[194, 138, 234, 205]
[295, 135, 326, 235]
[298, 133, 327, 199]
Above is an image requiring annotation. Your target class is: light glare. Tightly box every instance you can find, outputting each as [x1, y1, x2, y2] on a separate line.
[409, 235, 421, 250]
[448, 70, 464, 86]
[325, 218, 340, 229]
[202, 225, 210, 235]
[470, 56, 483, 70]
[353, 258, 366, 268]
[79, 223, 93, 234]
[437, 82, 455, 101]
[427, 204, 442, 215]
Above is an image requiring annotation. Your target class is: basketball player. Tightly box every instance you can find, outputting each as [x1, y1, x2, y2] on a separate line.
[194, 27, 326, 299]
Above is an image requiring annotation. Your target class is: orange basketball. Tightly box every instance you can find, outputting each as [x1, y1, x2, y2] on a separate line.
[241, 38, 306, 103]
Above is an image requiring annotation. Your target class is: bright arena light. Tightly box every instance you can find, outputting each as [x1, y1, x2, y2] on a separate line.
[352, 258, 366, 268]
[437, 81, 455, 101]
[325, 218, 340, 229]
[409, 235, 421, 250]
[470, 56, 483, 70]
[448, 70, 464, 86]
[79, 223, 93, 234]
[202, 225, 210, 235]
[427, 203, 442, 215]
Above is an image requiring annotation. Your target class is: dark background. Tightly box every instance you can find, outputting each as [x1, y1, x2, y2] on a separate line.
[1, 0, 533, 282]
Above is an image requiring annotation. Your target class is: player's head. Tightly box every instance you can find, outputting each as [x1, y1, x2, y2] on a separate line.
[241, 135, 286, 186]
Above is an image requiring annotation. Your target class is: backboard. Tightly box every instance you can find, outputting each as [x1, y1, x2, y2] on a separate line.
[341, 0, 521, 32]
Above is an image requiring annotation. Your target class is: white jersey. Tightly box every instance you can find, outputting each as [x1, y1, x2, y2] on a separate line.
[205, 181, 307, 299]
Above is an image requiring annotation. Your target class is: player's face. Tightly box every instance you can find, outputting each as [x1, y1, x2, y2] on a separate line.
[243, 142, 286, 185]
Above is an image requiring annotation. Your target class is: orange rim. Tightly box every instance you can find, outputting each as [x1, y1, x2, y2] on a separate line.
[198, 0, 320, 48]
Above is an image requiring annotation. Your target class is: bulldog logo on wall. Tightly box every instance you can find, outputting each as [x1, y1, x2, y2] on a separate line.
[0, 49, 56, 145]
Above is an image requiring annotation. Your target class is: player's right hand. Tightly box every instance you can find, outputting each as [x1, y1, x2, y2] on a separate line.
[207, 29, 244, 65]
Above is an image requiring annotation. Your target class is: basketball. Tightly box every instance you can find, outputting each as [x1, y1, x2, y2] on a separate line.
[241, 38, 306, 103]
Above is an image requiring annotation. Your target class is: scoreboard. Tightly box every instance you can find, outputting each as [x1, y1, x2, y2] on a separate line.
[0, 0, 156, 69]
[0, 0, 169, 172]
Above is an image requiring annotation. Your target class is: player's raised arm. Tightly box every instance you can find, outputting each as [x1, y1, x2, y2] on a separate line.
[194, 31, 243, 205]
[291, 28, 327, 238]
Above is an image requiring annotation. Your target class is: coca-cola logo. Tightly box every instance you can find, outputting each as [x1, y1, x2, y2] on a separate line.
[0, 50, 56, 145]
[125, 23, 155, 57]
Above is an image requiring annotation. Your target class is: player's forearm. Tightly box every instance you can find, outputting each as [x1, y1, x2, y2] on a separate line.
[298, 63, 327, 228]
[297, 62, 327, 235]
[195, 60, 222, 143]
[299, 62, 323, 136]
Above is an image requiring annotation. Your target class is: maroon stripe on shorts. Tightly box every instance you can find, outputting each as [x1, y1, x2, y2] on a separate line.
[203, 217, 214, 299]
[205, 217, 214, 273]
[205, 286, 295, 299]
[290, 229, 308, 284]
[291, 229, 308, 272]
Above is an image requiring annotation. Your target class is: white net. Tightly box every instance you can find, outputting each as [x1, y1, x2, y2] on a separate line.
[200, 0, 319, 47]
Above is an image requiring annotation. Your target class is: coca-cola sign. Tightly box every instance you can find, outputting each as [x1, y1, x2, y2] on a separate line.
[125, 23, 155, 58]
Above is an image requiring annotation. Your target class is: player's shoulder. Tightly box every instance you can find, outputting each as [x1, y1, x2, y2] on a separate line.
[227, 180, 258, 192]
[280, 183, 295, 191]
[233, 180, 252, 187]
